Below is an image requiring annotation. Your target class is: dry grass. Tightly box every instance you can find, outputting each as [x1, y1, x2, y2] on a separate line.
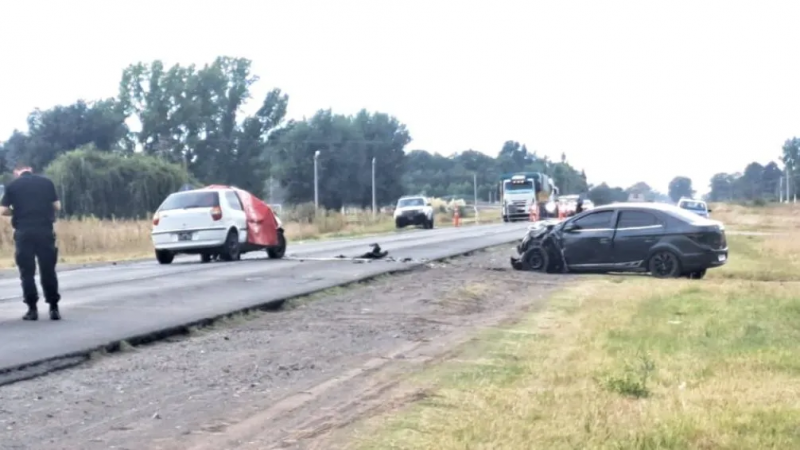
[346, 203, 800, 450]
[0, 206, 500, 268]
[709, 202, 800, 232]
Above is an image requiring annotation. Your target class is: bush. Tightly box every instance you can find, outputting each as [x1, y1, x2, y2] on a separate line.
[45, 147, 194, 219]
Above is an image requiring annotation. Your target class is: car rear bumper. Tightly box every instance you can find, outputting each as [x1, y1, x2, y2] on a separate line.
[682, 248, 728, 271]
[152, 227, 228, 251]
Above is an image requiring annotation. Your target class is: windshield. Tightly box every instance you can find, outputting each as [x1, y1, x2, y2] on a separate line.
[679, 201, 706, 212]
[504, 180, 534, 192]
[158, 191, 220, 211]
[397, 198, 425, 208]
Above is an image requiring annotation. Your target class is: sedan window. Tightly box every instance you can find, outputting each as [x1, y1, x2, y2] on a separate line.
[617, 211, 660, 229]
[573, 210, 614, 230]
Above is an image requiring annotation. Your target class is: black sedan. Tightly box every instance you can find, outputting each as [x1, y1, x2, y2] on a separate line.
[511, 202, 728, 279]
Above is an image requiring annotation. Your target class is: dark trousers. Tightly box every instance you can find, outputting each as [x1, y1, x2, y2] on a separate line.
[14, 227, 60, 306]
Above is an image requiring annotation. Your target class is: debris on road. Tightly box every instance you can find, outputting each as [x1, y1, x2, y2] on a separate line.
[288, 243, 412, 264]
[360, 243, 389, 259]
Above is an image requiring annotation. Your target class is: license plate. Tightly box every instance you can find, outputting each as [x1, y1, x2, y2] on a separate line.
[718, 254, 727, 262]
[177, 232, 193, 242]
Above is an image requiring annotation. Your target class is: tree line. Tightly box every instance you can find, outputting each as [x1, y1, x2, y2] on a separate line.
[702, 137, 800, 203]
[0, 55, 793, 219]
[0, 56, 591, 218]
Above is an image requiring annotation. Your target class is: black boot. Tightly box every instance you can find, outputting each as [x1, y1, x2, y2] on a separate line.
[49, 304, 61, 321]
[23, 306, 38, 321]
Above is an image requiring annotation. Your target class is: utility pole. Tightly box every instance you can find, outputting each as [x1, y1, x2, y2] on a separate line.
[314, 150, 320, 211]
[473, 172, 479, 222]
[787, 167, 791, 203]
[371, 157, 377, 218]
[779, 176, 784, 203]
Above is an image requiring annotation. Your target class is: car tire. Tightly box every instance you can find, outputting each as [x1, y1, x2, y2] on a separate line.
[395, 219, 405, 229]
[219, 230, 241, 262]
[648, 250, 682, 278]
[267, 230, 287, 259]
[430, 216, 435, 229]
[200, 253, 212, 263]
[521, 245, 550, 272]
[155, 250, 174, 265]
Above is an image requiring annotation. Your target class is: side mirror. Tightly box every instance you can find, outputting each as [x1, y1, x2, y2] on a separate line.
[707, 209, 713, 213]
[426, 202, 431, 206]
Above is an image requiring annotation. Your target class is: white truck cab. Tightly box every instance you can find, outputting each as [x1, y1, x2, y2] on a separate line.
[393, 195, 435, 229]
[677, 197, 710, 218]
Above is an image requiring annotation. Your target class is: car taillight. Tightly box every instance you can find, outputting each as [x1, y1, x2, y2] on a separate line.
[211, 206, 223, 221]
[688, 231, 725, 249]
[152, 213, 160, 226]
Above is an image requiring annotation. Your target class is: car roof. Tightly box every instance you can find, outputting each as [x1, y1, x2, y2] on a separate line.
[398, 196, 425, 200]
[590, 202, 705, 216]
[171, 188, 226, 195]
[586, 201, 719, 225]
[591, 202, 673, 211]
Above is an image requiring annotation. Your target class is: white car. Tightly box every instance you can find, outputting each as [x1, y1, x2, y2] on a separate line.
[677, 197, 710, 218]
[393, 196, 435, 229]
[151, 187, 285, 264]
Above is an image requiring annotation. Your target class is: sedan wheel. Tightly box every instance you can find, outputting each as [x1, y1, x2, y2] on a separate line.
[267, 230, 287, 259]
[522, 245, 550, 272]
[648, 251, 681, 278]
[220, 231, 241, 261]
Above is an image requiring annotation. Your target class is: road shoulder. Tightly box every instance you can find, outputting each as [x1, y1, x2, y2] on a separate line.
[0, 245, 564, 450]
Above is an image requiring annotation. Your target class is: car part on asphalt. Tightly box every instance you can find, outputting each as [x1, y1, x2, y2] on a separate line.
[360, 243, 388, 259]
[510, 202, 728, 278]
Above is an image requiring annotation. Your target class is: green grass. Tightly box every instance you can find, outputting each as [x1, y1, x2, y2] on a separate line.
[342, 222, 800, 449]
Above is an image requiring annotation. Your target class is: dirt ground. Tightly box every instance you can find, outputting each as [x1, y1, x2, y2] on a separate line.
[0, 246, 565, 450]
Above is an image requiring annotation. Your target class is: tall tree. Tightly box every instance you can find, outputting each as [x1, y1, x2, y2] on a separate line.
[762, 161, 783, 199]
[588, 183, 627, 206]
[117, 56, 286, 195]
[708, 173, 735, 201]
[668, 176, 694, 202]
[352, 110, 411, 207]
[740, 162, 765, 200]
[2, 99, 128, 171]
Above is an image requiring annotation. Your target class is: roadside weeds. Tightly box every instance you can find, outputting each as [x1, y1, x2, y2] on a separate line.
[341, 205, 800, 450]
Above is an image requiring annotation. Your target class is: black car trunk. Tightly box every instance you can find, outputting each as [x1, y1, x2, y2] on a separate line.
[689, 224, 727, 250]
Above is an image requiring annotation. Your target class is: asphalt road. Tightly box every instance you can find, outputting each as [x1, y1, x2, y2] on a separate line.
[0, 222, 529, 376]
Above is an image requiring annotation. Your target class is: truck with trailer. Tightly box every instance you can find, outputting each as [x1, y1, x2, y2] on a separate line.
[498, 172, 558, 222]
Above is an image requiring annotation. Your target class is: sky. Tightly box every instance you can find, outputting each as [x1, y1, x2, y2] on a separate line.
[1, 0, 799, 195]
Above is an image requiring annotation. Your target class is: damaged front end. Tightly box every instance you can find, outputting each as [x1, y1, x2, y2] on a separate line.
[510, 219, 567, 273]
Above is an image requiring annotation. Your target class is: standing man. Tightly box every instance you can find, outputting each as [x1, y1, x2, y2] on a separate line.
[0, 165, 62, 321]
